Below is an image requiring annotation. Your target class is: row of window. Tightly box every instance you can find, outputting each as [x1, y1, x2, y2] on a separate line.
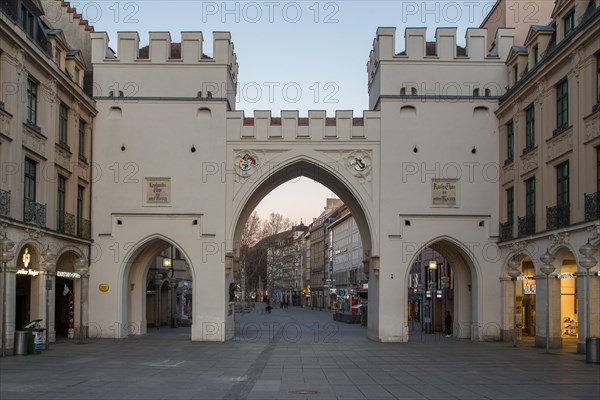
[505, 148, 600, 231]
[26, 76, 87, 160]
[505, 161, 569, 224]
[24, 157, 87, 234]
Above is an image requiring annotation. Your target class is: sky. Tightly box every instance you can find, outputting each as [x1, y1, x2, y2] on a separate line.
[73, 0, 497, 224]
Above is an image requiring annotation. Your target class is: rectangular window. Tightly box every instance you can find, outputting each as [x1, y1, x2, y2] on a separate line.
[57, 175, 66, 230]
[556, 79, 569, 129]
[525, 105, 535, 149]
[534, 45, 539, 66]
[514, 64, 519, 84]
[506, 188, 514, 225]
[78, 120, 86, 160]
[597, 147, 600, 193]
[564, 9, 575, 36]
[24, 158, 36, 201]
[556, 162, 569, 207]
[597, 54, 600, 104]
[20, 4, 34, 37]
[58, 103, 68, 146]
[506, 121, 514, 162]
[77, 185, 84, 235]
[74, 67, 80, 85]
[525, 178, 536, 218]
[54, 47, 61, 67]
[26, 78, 38, 126]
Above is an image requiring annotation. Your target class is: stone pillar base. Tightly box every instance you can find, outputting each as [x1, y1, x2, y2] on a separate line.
[535, 335, 562, 349]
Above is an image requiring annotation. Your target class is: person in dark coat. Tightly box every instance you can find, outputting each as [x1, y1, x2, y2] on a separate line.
[444, 311, 452, 337]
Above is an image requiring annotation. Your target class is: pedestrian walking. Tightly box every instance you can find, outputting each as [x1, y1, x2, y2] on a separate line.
[444, 311, 452, 337]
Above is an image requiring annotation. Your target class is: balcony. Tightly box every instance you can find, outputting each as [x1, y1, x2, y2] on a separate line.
[23, 198, 47, 227]
[78, 218, 91, 240]
[518, 215, 536, 237]
[546, 203, 570, 231]
[499, 222, 513, 241]
[585, 192, 600, 222]
[57, 211, 75, 235]
[0, 189, 10, 217]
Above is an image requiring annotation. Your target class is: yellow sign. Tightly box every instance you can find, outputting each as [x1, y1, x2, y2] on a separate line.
[99, 284, 109, 292]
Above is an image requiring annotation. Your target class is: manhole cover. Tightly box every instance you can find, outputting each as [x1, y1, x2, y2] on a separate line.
[289, 390, 319, 395]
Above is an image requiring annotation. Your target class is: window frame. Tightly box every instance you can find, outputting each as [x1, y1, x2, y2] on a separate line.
[556, 78, 569, 129]
[78, 119, 86, 160]
[26, 77, 38, 126]
[506, 120, 514, 162]
[556, 162, 570, 207]
[525, 177, 536, 218]
[525, 105, 535, 149]
[58, 103, 68, 146]
[596, 53, 600, 104]
[564, 9, 575, 36]
[24, 157, 37, 201]
[506, 187, 514, 225]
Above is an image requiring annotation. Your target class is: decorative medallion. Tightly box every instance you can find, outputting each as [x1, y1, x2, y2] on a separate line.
[236, 151, 259, 177]
[347, 151, 371, 177]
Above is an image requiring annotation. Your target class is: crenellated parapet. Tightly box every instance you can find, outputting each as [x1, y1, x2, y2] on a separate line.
[226, 110, 381, 141]
[367, 26, 515, 109]
[91, 31, 238, 79]
[91, 31, 238, 103]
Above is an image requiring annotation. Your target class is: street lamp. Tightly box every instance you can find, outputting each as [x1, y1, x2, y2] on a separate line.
[578, 239, 598, 359]
[0, 232, 15, 357]
[429, 260, 437, 334]
[540, 249, 556, 354]
[507, 256, 521, 347]
[74, 256, 88, 344]
[41, 245, 57, 351]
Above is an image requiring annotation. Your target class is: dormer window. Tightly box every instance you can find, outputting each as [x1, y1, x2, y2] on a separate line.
[20, 4, 34, 37]
[74, 67, 80, 86]
[513, 64, 519, 84]
[533, 45, 539, 66]
[564, 9, 575, 36]
[54, 47, 62, 68]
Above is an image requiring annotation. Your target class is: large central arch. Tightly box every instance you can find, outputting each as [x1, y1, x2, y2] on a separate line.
[229, 158, 374, 258]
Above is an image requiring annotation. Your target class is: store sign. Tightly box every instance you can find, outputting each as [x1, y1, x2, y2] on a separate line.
[57, 271, 81, 279]
[436, 290, 442, 299]
[426, 290, 431, 298]
[523, 281, 536, 295]
[556, 273, 576, 279]
[16, 268, 39, 276]
[517, 275, 534, 281]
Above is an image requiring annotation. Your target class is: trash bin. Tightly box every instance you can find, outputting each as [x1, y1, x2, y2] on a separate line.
[22, 319, 43, 355]
[586, 337, 600, 363]
[13, 331, 30, 355]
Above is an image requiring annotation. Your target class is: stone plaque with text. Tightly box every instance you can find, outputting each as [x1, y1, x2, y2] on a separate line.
[432, 179, 458, 206]
[146, 178, 170, 204]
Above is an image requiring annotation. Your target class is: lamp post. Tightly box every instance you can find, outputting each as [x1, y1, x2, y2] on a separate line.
[507, 256, 521, 347]
[540, 249, 556, 354]
[0, 232, 15, 357]
[74, 256, 88, 344]
[163, 251, 176, 328]
[41, 245, 57, 351]
[578, 239, 598, 353]
[429, 260, 437, 333]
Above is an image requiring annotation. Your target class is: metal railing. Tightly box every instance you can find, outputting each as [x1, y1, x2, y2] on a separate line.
[23, 198, 47, 227]
[499, 222, 513, 241]
[0, 189, 10, 217]
[78, 217, 91, 240]
[57, 211, 75, 235]
[518, 215, 536, 237]
[585, 192, 599, 222]
[546, 203, 570, 230]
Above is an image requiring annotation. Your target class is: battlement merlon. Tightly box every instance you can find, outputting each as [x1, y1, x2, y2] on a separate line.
[90, 31, 238, 75]
[367, 27, 515, 80]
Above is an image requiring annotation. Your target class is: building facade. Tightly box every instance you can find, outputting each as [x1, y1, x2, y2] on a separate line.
[0, 0, 96, 349]
[497, 0, 600, 351]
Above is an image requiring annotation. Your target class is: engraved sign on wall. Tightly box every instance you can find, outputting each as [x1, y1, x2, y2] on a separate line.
[146, 177, 170, 204]
[432, 179, 458, 206]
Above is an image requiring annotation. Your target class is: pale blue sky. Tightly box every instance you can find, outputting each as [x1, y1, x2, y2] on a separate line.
[78, 0, 496, 224]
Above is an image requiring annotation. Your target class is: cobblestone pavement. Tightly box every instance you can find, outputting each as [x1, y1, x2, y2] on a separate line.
[1, 306, 599, 400]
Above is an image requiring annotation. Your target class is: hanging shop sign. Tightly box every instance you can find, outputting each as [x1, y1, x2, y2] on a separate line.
[16, 268, 39, 276]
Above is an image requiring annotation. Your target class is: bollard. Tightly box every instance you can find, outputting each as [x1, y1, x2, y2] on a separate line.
[585, 337, 599, 363]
